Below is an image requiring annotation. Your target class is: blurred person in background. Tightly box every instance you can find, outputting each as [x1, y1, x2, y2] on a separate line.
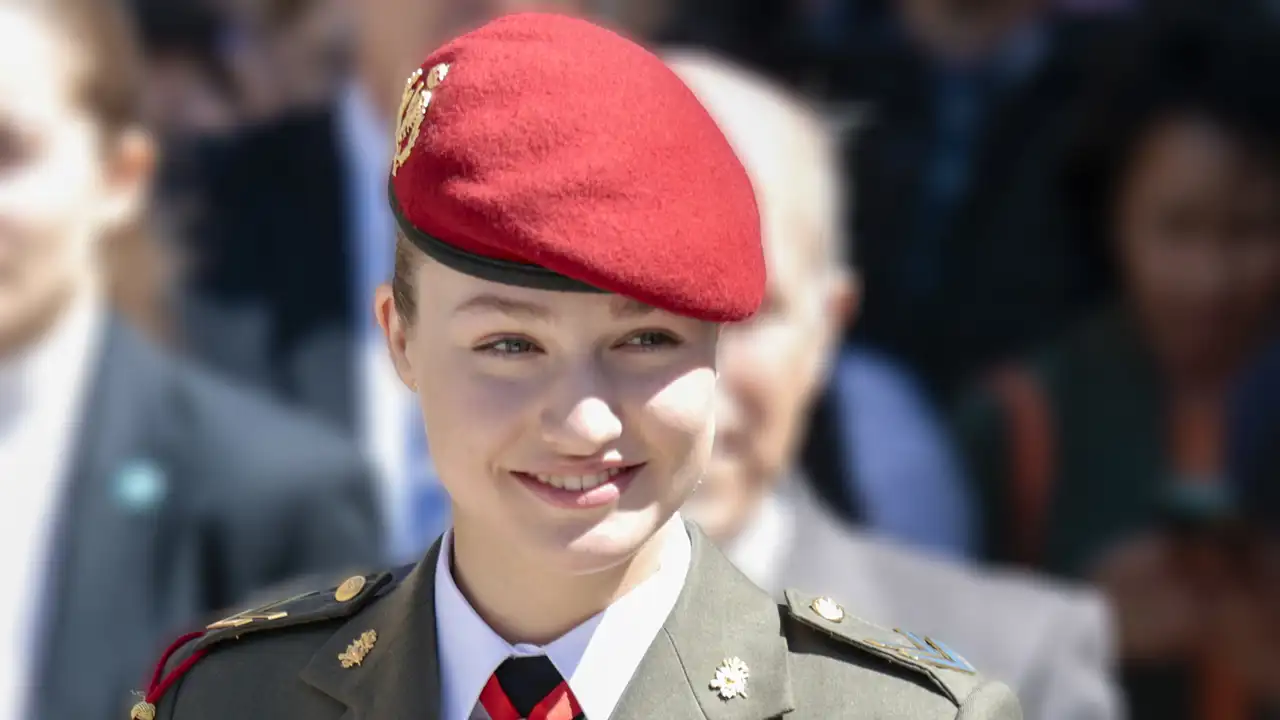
[180, 0, 627, 564]
[128, 0, 239, 302]
[211, 0, 350, 124]
[670, 0, 1116, 405]
[656, 0, 1116, 550]
[131, 0, 237, 144]
[0, 0, 382, 717]
[956, 12, 1280, 719]
[835, 0, 1112, 406]
[669, 50, 1121, 720]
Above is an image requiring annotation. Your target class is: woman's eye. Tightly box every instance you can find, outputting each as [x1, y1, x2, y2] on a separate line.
[477, 337, 541, 356]
[621, 331, 680, 350]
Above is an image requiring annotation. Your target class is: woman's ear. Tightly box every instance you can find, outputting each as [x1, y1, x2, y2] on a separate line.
[375, 284, 418, 391]
[99, 128, 156, 232]
[825, 269, 861, 342]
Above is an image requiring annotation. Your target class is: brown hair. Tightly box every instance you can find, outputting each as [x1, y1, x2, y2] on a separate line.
[392, 231, 420, 321]
[40, 0, 146, 135]
[20, 0, 174, 340]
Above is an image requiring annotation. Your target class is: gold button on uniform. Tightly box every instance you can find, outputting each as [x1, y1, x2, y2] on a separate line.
[810, 596, 845, 622]
[335, 576, 366, 603]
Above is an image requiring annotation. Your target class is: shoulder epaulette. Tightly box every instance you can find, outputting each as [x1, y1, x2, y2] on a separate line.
[196, 570, 395, 649]
[128, 569, 401, 719]
[782, 588, 984, 707]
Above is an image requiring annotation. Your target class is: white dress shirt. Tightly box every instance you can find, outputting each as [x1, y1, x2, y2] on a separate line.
[0, 294, 103, 719]
[435, 516, 691, 720]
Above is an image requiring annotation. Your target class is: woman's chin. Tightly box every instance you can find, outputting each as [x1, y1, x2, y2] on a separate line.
[534, 513, 674, 576]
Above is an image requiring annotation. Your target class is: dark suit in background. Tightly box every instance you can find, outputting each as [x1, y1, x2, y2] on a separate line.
[832, 16, 1111, 405]
[661, 8, 1114, 405]
[1228, 332, 1280, 525]
[37, 317, 381, 720]
[180, 110, 356, 431]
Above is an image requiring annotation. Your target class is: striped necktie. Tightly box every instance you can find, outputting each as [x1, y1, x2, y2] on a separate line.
[479, 655, 583, 720]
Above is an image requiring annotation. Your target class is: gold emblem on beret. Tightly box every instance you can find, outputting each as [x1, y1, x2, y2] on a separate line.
[709, 657, 750, 700]
[334, 575, 366, 602]
[338, 630, 378, 668]
[393, 62, 449, 175]
[129, 700, 156, 720]
[810, 596, 845, 623]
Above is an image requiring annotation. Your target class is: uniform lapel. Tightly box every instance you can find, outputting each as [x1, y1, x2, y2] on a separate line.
[300, 540, 443, 720]
[613, 523, 795, 720]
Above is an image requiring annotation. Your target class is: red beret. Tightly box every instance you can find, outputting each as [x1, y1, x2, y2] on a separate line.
[388, 12, 764, 322]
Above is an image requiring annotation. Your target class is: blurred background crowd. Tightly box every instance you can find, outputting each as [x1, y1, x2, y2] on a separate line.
[1, 0, 1278, 718]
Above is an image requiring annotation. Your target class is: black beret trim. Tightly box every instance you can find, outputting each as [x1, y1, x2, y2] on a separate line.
[388, 177, 606, 293]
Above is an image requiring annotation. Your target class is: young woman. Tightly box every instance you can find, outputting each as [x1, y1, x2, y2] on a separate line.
[136, 13, 1020, 720]
[0, 1, 382, 717]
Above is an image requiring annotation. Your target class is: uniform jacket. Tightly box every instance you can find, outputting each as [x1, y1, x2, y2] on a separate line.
[39, 318, 383, 720]
[757, 480, 1121, 720]
[147, 523, 1021, 719]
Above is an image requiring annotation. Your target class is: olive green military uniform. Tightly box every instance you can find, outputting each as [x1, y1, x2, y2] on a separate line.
[140, 524, 1019, 719]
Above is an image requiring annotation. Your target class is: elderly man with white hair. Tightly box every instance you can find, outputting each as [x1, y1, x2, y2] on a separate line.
[669, 50, 1123, 720]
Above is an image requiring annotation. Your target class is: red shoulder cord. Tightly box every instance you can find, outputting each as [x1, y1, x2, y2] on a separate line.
[131, 631, 210, 718]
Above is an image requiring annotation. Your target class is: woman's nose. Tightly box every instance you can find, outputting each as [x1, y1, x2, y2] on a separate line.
[542, 395, 623, 456]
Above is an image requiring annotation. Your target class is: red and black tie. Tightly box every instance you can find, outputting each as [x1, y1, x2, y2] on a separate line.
[479, 655, 584, 720]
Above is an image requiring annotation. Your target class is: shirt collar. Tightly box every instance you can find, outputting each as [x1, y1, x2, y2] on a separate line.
[722, 486, 795, 594]
[0, 291, 103, 436]
[435, 515, 692, 720]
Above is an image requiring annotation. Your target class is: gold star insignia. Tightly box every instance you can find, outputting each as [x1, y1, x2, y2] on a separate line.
[338, 630, 378, 669]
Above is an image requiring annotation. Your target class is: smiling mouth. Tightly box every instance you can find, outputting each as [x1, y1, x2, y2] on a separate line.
[514, 466, 639, 492]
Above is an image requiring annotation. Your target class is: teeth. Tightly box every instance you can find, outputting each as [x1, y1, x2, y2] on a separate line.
[532, 467, 626, 491]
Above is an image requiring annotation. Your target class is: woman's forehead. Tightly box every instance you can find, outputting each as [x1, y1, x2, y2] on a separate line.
[421, 261, 679, 321]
